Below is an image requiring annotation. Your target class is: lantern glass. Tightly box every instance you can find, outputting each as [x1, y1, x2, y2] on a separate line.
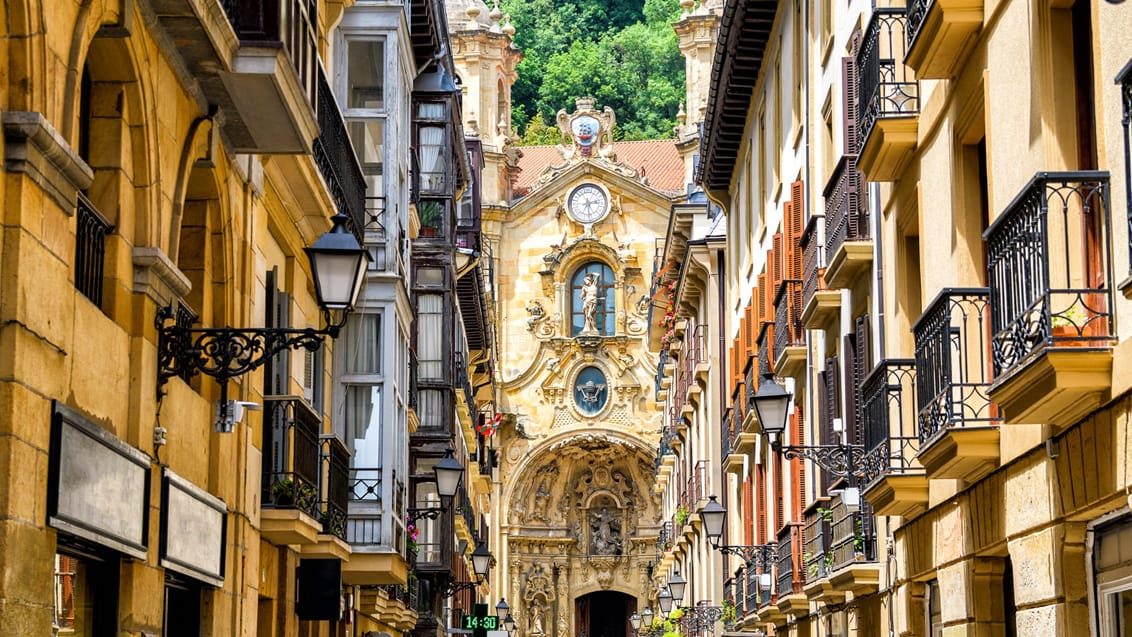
[658, 589, 673, 615]
[641, 608, 654, 628]
[305, 214, 368, 311]
[433, 449, 464, 498]
[752, 374, 792, 439]
[630, 613, 641, 630]
[470, 542, 491, 577]
[667, 571, 686, 605]
[700, 496, 726, 543]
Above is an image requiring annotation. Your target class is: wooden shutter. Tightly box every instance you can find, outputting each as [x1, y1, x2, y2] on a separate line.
[732, 336, 741, 387]
[756, 273, 769, 325]
[756, 464, 767, 543]
[771, 234, 784, 289]
[790, 404, 806, 520]
[842, 56, 859, 156]
[787, 181, 805, 280]
[743, 477, 754, 545]
[774, 456, 785, 530]
[852, 314, 872, 447]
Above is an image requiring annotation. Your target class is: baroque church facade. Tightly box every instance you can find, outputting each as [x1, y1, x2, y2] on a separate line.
[446, 0, 723, 633]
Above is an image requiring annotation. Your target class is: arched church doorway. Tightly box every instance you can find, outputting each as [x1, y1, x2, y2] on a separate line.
[574, 591, 635, 637]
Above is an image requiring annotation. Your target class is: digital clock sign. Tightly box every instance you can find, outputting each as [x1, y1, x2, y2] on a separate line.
[462, 615, 500, 630]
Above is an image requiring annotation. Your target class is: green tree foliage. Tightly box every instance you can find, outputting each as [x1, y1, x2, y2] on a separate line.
[501, 0, 685, 143]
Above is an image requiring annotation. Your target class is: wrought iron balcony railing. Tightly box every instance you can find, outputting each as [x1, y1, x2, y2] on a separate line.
[314, 67, 367, 242]
[827, 495, 876, 571]
[801, 214, 826, 309]
[913, 288, 1000, 443]
[75, 193, 112, 307]
[318, 435, 350, 540]
[857, 6, 920, 152]
[263, 397, 322, 520]
[743, 359, 757, 417]
[985, 172, 1113, 377]
[228, 0, 318, 107]
[860, 360, 922, 488]
[721, 406, 735, 459]
[824, 156, 868, 264]
[757, 324, 772, 379]
[684, 460, 707, 508]
[655, 348, 671, 401]
[776, 524, 805, 598]
[773, 280, 804, 363]
[803, 505, 833, 582]
[905, 0, 931, 52]
[744, 565, 761, 614]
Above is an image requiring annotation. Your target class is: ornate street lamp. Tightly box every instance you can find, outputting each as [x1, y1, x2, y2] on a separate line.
[440, 541, 493, 596]
[408, 448, 465, 521]
[751, 374, 866, 482]
[699, 496, 779, 566]
[657, 588, 673, 616]
[157, 213, 368, 432]
[667, 571, 686, 605]
[630, 612, 641, 631]
[641, 607, 654, 628]
[496, 598, 510, 619]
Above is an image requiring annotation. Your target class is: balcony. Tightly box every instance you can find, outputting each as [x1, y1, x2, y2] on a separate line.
[684, 460, 707, 512]
[860, 361, 929, 519]
[299, 436, 352, 560]
[682, 325, 708, 406]
[823, 156, 871, 289]
[312, 68, 367, 241]
[343, 469, 411, 585]
[857, 7, 920, 181]
[913, 289, 1001, 481]
[985, 172, 1114, 428]
[150, 0, 317, 152]
[740, 360, 759, 434]
[774, 524, 807, 616]
[904, 0, 984, 79]
[825, 494, 880, 595]
[773, 280, 806, 377]
[801, 503, 840, 603]
[261, 396, 323, 545]
[801, 214, 840, 329]
[757, 324, 773, 380]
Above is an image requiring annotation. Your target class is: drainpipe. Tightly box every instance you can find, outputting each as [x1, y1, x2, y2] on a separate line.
[872, 181, 886, 360]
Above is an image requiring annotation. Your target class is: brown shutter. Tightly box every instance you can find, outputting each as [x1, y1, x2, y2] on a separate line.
[790, 404, 806, 520]
[852, 314, 872, 447]
[774, 456, 785, 530]
[756, 464, 767, 543]
[771, 233, 784, 289]
[788, 181, 805, 280]
[842, 56, 859, 156]
[756, 273, 769, 324]
[743, 477, 754, 545]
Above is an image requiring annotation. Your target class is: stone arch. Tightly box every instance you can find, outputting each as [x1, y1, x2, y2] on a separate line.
[174, 160, 232, 328]
[77, 32, 162, 251]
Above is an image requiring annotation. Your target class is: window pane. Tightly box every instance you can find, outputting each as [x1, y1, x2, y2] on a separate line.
[418, 295, 444, 379]
[348, 119, 384, 197]
[54, 553, 95, 635]
[347, 40, 384, 109]
[417, 389, 446, 429]
[1115, 590, 1132, 636]
[345, 385, 382, 474]
[418, 125, 447, 193]
[571, 263, 615, 336]
[418, 103, 446, 119]
[342, 314, 381, 374]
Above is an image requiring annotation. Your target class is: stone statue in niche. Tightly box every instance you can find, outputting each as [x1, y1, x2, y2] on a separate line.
[580, 272, 600, 334]
[529, 601, 545, 635]
[590, 507, 622, 555]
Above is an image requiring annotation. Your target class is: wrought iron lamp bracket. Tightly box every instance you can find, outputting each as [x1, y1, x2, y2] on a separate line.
[676, 605, 723, 633]
[407, 506, 447, 522]
[156, 304, 346, 390]
[713, 542, 778, 567]
[778, 444, 867, 479]
[442, 577, 483, 597]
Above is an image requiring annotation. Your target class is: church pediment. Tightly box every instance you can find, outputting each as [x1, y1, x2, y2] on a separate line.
[508, 160, 676, 227]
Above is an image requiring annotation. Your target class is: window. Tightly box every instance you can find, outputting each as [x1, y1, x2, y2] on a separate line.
[416, 103, 450, 195]
[1094, 518, 1132, 636]
[926, 580, 942, 637]
[337, 313, 384, 499]
[571, 263, 615, 336]
[346, 39, 384, 109]
[417, 294, 445, 379]
[53, 548, 118, 636]
[163, 574, 202, 637]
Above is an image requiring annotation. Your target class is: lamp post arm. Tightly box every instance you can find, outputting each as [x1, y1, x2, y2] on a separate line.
[157, 322, 335, 388]
[714, 543, 778, 567]
[779, 444, 867, 479]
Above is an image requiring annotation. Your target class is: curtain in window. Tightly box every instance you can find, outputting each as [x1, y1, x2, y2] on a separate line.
[418, 295, 444, 379]
[345, 385, 381, 499]
[418, 125, 445, 192]
[343, 314, 381, 374]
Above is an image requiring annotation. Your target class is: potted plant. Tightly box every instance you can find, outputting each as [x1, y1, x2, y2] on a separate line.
[1050, 305, 1086, 342]
[675, 504, 690, 527]
[271, 478, 295, 505]
[417, 200, 444, 237]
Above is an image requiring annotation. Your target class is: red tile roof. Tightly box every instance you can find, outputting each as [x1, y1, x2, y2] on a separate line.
[513, 140, 686, 196]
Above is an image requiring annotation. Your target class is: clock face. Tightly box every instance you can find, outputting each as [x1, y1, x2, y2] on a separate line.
[568, 184, 609, 223]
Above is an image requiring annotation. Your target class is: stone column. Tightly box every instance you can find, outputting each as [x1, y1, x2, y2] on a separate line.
[557, 561, 570, 637]
[897, 580, 926, 637]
